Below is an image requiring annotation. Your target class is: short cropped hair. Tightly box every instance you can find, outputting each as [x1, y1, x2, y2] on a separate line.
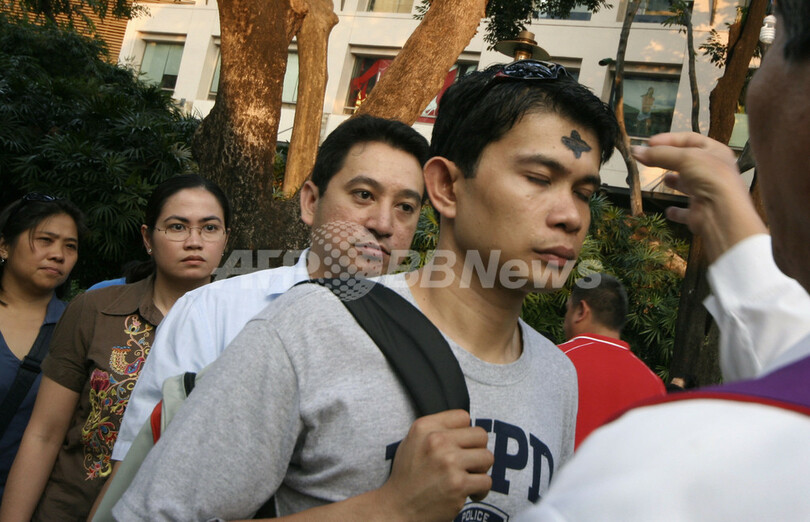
[571, 273, 628, 333]
[777, 0, 810, 61]
[310, 115, 430, 196]
[430, 63, 619, 179]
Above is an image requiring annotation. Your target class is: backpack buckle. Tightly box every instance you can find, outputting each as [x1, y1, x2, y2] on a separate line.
[20, 356, 43, 374]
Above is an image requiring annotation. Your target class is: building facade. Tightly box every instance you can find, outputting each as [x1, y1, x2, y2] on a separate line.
[118, 0, 751, 192]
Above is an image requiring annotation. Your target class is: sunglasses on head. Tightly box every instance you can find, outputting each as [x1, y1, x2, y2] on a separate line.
[494, 59, 570, 82]
[475, 60, 571, 102]
[22, 193, 57, 203]
[437, 60, 572, 158]
[6, 193, 59, 224]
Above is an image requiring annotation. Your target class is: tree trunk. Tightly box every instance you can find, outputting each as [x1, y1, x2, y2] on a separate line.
[707, 0, 768, 144]
[282, 0, 339, 197]
[748, 175, 768, 224]
[737, 141, 767, 223]
[669, 235, 715, 384]
[612, 0, 643, 217]
[671, 0, 768, 386]
[193, 0, 310, 254]
[353, 0, 488, 124]
[684, 5, 700, 133]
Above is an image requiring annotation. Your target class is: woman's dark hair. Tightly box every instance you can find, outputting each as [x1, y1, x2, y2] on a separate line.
[127, 175, 232, 283]
[0, 195, 87, 301]
[144, 174, 232, 231]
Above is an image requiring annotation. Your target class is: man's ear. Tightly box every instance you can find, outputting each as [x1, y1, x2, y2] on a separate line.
[423, 157, 462, 219]
[574, 299, 591, 325]
[299, 180, 319, 226]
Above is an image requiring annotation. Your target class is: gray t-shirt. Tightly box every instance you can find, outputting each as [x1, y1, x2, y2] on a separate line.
[114, 274, 577, 521]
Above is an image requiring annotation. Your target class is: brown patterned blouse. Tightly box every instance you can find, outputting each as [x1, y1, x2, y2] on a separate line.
[36, 276, 162, 521]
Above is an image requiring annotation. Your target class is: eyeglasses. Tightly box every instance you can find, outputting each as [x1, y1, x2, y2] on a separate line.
[493, 60, 570, 82]
[153, 223, 227, 242]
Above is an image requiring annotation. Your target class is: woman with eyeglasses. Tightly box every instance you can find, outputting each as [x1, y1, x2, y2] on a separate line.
[0, 175, 231, 521]
[0, 194, 85, 501]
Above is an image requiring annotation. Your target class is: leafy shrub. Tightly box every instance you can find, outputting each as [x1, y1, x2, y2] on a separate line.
[0, 14, 199, 286]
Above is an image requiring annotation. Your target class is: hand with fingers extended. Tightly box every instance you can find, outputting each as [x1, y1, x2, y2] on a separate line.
[631, 132, 767, 263]
[376, 409, 494, 522]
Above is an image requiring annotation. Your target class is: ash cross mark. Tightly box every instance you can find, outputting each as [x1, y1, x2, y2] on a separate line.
[561, 130, 592, 159]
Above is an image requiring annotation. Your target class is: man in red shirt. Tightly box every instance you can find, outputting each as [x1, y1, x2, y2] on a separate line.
[560, 273, 665, 447]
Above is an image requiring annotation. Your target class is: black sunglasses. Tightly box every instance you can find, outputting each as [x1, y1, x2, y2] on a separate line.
[22, 193, 57, 203]
[494, 60, 570, 82]
[0, 192, 59, 231]
[5, 193, 59, 225]
[474, 60, 571, 105]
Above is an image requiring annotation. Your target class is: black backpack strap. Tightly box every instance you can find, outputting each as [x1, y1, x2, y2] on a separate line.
[182, 372, 197, 396]
[300, 279, 470, 416]
[0, 323, 56, 438]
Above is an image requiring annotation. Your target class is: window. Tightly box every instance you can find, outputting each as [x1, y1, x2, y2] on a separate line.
[728, 66, 757, 149]
[417, 63, 477, 123]
[728, 114, 748, 149]
[282, 53, 300, 103]
[366, 0, 413, 13]
[209, 51, 221, 99]
[345, 57, 477, 122]
[346, 57, 393, 112]
[141, 41, 184, 92]
[618, 73, 680, 138]
[209, 51, 299, 103]
[635, 0, 678, 23]
[534, 4, 592, 21]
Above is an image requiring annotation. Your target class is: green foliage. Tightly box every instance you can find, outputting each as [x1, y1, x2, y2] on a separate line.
[416, 0, 612, 48]
[410, 204, 440, 266]
[539, 195, 687, 377]
[699, 5, 761, 68]
[661, 0, 692, 33]
[0, 14, 200, 287]
[0, 0, 140, 28]
[271, 142, 290, 199]
[410, 195, 687, 379]
[484, 0, 612, 47]
[700, 28, 729, 67]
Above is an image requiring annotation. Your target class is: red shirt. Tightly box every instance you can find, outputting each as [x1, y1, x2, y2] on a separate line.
[559, 334, 665, 448]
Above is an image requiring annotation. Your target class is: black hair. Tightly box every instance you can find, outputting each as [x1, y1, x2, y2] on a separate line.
[0, 195, 86, 301]
[776, 0, 810, 61]
[144, 174, 232, 231]
[430, 63, 619, 178]
[128, 174, 232, 283]
[570, 273, 628, 333]
[309, 115, 430, 196]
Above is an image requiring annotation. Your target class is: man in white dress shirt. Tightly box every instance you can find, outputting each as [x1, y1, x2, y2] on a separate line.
[111, 115, 430, 462]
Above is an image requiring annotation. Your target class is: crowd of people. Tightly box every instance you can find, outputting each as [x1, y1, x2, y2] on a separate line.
[0, 1, 807, 519]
